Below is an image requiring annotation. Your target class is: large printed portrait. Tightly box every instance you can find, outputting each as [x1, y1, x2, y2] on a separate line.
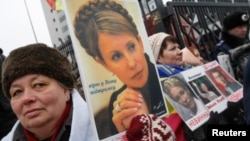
[62, 0, 167, 140]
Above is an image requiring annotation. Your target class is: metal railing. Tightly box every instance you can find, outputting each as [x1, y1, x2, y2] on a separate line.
[56, 38, 85, 99]
[164, 2, 250, 60]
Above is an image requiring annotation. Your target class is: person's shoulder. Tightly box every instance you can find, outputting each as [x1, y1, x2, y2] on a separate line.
[216, 40, 225, 47]
[156, 64, 173, 77]
[215, 40, 229, 52]
[157, 64, 171, 68]
[212, 40, 230, 57]
[183, 63, 193, 69]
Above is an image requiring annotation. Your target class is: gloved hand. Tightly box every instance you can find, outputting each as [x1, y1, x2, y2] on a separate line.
[221, 101, 246, 124]
[207, 111, 220, 124]
[126, 114, 176, 141]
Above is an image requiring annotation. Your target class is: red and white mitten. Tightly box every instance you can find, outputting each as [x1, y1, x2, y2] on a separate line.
[126, 114, 176, 141]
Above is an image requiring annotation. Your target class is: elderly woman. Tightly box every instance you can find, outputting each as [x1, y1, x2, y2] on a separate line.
[1, 44, 95, 141]
[149, 32, 193, 78]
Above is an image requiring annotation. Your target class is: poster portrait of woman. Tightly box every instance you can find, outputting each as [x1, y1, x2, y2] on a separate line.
[62, 0, 167, 140]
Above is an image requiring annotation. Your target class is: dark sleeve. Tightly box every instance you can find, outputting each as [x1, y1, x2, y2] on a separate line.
[213, 47, 222, 60]
[0, 88, 11, 111]
[0, 54, 12, 111]
[243, 55, 250, 124]
[213, 43, 230, 61]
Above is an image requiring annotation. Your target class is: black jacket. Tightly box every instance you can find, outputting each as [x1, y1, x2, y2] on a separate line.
[214, 31, 250, 82]
[0, 52, 17, 139]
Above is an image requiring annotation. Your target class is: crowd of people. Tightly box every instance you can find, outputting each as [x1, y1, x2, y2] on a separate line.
[0, 1, 250, 140]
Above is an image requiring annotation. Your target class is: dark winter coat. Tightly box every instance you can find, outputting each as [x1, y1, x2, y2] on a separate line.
[213, 31, 250, 83]
[0, 52, 17, 139]
[243, 56, 250, 124]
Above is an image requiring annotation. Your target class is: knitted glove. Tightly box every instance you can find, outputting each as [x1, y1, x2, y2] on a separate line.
[126, 114, 176, 141]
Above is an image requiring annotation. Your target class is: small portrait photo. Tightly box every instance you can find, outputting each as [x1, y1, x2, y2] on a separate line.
[189, 75, 221, 104]
[206, 67, 242, 97]
[161, 75, 207, 121]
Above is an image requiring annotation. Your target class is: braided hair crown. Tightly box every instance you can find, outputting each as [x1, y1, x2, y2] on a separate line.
[74, 0, 138, 61]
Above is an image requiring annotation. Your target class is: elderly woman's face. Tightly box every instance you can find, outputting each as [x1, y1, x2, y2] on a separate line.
[97, 33, 148, 88]
[170, 86, 195, 109]
[157, 40, 184, 66]
[9, 74, 70, 132]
